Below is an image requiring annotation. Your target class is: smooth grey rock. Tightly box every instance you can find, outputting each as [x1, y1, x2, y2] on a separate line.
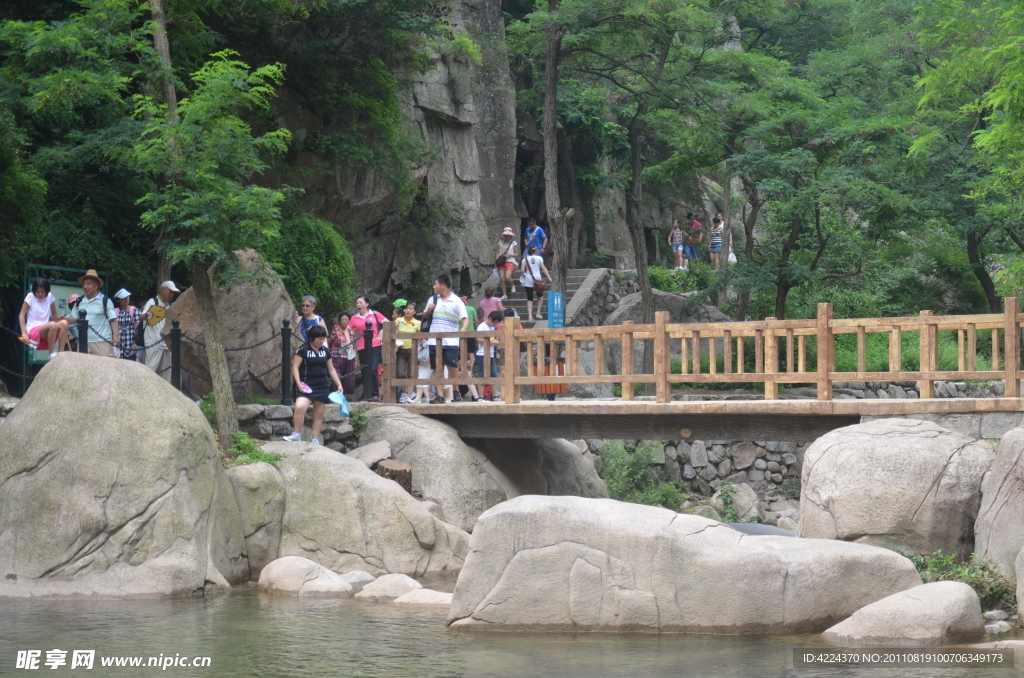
[984, 610, 1009, 622]
[537, 439, 608, 499]
[712, 483, 764, 522]
[345, 441, 392, 468]
[682, 464, 697, 480]
[257, 556, 352, 597]
[273, 442, 469, 576]
[727, 522, 796, 537]
[766, 461, 781, 473]
[664, 445, 678, 461]
[685, 504, 722, 521]
[689, 441, 709, 468]
[753, 458, 767, 470]
[0, 353, 246, 598]
[699, 464, 718, 481]
[800, 419, 996, 555]
[782, 453, 797, 466]
[986, 621, 1013, 634]
[976, 427, 1024, 577]
[725, 471, 748, 484]
[777, 516, 799, 532]
[226, 462, 285, 580]
[447, 496, 921, 632]
[747, 469, 765, 482]
[265, 405, 293, 420]
[708, 445, 724, 464]
[824, 582, 984, 645]
[981, 412, 1023, 440]
[732, 442, 757, 470]
[717, 459, 733, 478]
[340, 570, 375, 594]
[391, 588, 453, 609]
[355, 573, 421, 602]
[235, 404, 264, 422]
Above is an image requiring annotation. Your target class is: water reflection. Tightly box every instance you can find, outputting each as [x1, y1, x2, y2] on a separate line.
[0, 586, 1015, 678]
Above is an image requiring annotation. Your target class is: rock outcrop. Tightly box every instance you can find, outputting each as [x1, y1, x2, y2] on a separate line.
[799, 419, 995, 555]
[536, 439, 608, 498]
[0, 353, 247, 598]
[225, 462, 286, 579]
[823, 582, 985, 645]
[448, 496, 921, 632]
[272, 441, 469, 576]
[164, 250, 292, 401]
[257, 556, 353, 597]
[392, 588, 453, 609]
[975, 426, 1024, 578]
[359, 407, 520, 532]
[354, 573, 422, 602]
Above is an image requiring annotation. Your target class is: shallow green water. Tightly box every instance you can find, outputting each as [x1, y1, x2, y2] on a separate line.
[1, 586, 1018, 678]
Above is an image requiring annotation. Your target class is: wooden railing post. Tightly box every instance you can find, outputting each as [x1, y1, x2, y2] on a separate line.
[381, 320, 397, 403]
[919, 310, 934, 398]
[654, 311, 669, 403]
[621, 321, 634, 400]
[503, 318, 520, 403]
[816, 303, 833, 400]
[1005, 297, 1020, 397]
[764, 317, 778, 399]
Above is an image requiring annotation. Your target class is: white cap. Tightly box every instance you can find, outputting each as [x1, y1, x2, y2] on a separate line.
[161, 280, 181, 292]
[114, 288, 131, 300]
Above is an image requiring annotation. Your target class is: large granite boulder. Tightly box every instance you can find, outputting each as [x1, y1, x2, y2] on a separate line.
[823, 582, 985, 645]
[354, 573, 421, 602]
[799, 419, 996, 555]
[225, 462, 286, 579]
[257, 556, 353, 597]
[536, 439, 608, 498]
[0, 353, 247, 598]
[164, 249, 292, 401]
[360, 407, 522, 532]
[270, 441, 469, 576]
[975, 426, 1024, 578]
[448, 496, 921, 632]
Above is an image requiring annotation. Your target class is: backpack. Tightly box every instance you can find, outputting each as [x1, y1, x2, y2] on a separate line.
[420, 295, 440, 332]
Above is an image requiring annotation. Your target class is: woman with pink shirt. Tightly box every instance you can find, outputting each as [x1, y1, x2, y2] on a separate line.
[348, 296, 388, 402]
[478, 286, 506, 320]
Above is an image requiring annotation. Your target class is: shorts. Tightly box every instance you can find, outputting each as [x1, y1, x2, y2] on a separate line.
[524, 286, 536, 301]
[27, 325, 52, 351]
[466, 338, 478, 355]
[500, 261, 516, 271]
[709, 243, 722, 253]
[429, 346, 461, 371]
[474, 357, 499, 379]
[684, 244, 700, 260]
[672, 243, 685, 252]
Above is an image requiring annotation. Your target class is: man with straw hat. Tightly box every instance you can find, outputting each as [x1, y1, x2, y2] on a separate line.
[62, 269, 119, 357]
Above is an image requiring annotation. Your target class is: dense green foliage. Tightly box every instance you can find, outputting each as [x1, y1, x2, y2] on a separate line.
[901, 550, 1016, 611]
[228, 431, 283, 467]
[509, 0, 1024, 322]
[598, 440, 684, 509]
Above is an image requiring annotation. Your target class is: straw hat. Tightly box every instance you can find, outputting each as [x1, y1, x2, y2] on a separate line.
[78, 269, 103, 288]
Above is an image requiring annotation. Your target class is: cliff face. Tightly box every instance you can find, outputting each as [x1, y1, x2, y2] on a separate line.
[275, 0, 518, 300]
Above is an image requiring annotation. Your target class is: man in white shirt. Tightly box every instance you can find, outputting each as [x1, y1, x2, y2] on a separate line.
[520, 246, 552, 321]
[423, 274, 468, 403]
[468, 310, 503, 402]
[142, 280, 180, 381]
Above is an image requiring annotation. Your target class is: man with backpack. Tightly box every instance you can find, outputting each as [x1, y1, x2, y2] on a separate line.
[62, 269, 119, 357]
[142, 280, 180, 381]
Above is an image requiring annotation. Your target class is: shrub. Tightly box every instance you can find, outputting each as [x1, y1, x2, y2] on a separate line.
[349, 409, 368, 436]
[598, 440, 684, 509]
[649, 263, 717, 294]
[716, 482, 742, 522]
[899, 550, 1016, 611]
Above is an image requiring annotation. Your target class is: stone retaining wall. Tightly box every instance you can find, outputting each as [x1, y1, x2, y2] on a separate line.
[565, 270, 640, 327]
[830, 380, 1005, 399]
[234, 402, 362, 452]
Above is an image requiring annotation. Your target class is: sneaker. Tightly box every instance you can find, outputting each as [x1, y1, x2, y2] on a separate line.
[398, 394, 410, 404]
[430, 395, 445, 404]
[419, 397, 430, 404]
[452, 392, 462, 402]
[474, 397, 487, 402]
[49, 350, 58, 358]
[282, 432, 302, 442]
[490, 396, 502, 402]
[511, 285, 516, 294]
[311, 438, 321, 446]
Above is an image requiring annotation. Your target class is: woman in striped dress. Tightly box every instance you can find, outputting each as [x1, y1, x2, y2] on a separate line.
[709, 216, 724, 269]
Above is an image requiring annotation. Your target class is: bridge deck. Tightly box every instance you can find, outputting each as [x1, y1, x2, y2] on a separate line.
[373, 397, 1024, 441]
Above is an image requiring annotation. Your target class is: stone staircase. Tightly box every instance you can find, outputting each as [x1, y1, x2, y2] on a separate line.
[471, 268, 592, 329]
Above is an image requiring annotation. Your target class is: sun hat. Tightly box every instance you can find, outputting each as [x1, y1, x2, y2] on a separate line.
[501, 227, 515, 236]
[67, 293, 81, 306]
[114, 288, 131, 300]
[160, 280, 180, 292]
[393, 298, 408, 308]
[77, 269, 104, 288]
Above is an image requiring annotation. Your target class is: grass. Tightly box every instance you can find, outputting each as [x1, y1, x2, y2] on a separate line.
[898, 550, 1016, 611]
[228, 431, 283, 467]
[598, 440, 684, 509]
[241, 395, 279, 405]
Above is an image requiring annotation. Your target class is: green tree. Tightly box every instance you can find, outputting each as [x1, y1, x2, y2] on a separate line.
[131, 50, 291, 449]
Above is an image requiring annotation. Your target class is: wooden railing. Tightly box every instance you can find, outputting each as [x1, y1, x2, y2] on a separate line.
[380, 298, 1022, 403]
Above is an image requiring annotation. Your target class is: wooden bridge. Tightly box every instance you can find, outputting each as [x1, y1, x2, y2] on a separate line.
[376, 298, 1023, 441]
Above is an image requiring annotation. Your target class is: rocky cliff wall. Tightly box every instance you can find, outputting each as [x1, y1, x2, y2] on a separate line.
[274, 0, 518, 301]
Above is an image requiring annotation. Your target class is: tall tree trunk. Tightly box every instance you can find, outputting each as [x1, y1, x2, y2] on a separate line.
[626, 117, 654, 389]
[734, 177, 762, 321]
[967, 230, 1001, 312]
[189, 255, 237, 451]
[150, 0, 176, 289]
[543, 4, 568, 293]
[718, 163, 731, 306]
[560, 142, 584, 267]
[773, 215, 805, 320]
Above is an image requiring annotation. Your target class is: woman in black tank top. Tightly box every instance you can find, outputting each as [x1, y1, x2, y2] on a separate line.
[283, 325, 342, 446]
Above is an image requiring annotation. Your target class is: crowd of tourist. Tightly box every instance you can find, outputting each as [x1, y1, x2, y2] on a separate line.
[18, 270, 181, 383]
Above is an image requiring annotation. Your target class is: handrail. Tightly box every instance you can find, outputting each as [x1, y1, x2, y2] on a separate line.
[378, 298, 1023, 403]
